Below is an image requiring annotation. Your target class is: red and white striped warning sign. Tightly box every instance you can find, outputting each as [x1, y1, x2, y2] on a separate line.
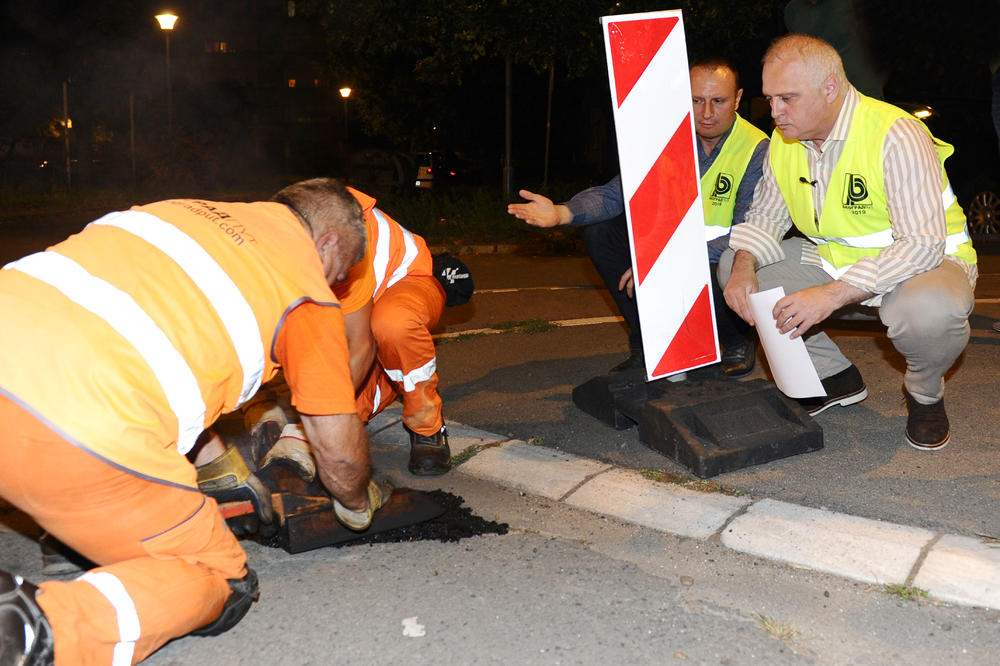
[601, 10, 719, 381]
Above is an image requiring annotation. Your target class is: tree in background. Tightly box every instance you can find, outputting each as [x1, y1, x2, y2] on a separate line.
[321, 0, 783, 190]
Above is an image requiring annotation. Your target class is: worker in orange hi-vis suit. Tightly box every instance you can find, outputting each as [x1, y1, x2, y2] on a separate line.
[337, 187, 451, 475]
[248, 187, 474, 477]
[0, 179, 392, 665]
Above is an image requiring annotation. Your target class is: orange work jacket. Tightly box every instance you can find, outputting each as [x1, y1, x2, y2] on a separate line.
[0, 200, 337, 488]
[334, 188, 434, 314]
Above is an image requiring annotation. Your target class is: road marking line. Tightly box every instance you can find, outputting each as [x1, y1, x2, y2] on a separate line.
[551, 316, 623, 327]
[474, 285, 596, 294]
[433, 315, 624, 340]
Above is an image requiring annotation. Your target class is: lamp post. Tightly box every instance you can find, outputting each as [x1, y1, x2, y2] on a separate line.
[339, 87, 351, 142]
[155, 12, 178, 140]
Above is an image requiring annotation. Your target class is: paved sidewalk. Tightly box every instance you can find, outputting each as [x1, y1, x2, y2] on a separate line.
[368, 407, 1000, 612]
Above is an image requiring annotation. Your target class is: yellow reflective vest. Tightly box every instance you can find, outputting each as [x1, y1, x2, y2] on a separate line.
[0, 200, 339, 487]
[769, 94, 976, 276]
[702, 114, 768, 241]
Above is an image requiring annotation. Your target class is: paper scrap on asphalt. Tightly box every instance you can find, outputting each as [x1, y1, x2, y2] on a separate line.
[402, 616, 426, 637]
[748, 287, 825, 399]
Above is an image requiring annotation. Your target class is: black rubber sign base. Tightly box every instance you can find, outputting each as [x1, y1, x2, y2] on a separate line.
[571, 365, 823, 478]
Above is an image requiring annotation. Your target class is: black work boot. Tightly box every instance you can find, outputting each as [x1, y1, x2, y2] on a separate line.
[407, 424, 452, 476]
[190, 568, 259, 637]
[0, 569, 53, 666]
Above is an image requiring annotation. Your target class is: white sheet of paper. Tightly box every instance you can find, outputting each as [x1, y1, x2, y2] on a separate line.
[748, 287, 825, 399]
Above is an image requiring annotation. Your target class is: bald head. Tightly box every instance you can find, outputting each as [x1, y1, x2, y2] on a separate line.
[761, 34, 848, 144]
[764, 34, 847, 91]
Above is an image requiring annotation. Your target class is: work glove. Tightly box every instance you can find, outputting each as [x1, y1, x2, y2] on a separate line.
[197, 444, 276, 537]
[242, 393, 290, 466]
[333, 478, 394, 531]
[259, 423, 317, 481]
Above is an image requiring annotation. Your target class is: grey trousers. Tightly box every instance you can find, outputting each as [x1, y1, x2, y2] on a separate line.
[717, 238, 974, 403]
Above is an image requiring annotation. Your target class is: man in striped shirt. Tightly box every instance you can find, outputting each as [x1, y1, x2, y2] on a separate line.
[720, 34, 977, 450]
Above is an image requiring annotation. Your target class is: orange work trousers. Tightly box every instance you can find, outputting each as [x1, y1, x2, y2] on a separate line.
[356, 274, 446, 435]
[0, 394, 246, 665]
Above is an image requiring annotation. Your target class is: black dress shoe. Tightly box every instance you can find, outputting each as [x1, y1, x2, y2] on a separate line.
[609, 352, 644, 374]
[795, 364, 868, 415]
[904, 392, 950, 450]
[721, 341, 756, 378]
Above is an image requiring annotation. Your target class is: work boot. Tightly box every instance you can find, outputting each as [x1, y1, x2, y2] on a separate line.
[407, 424, 452, 476]
[0, 569, 53, 665]
[904, 392, 950, 451]
[190, 568, 260, 637]
[795, 365, 868, 416]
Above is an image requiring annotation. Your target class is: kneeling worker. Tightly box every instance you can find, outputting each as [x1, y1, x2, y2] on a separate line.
[246, 187, 473, 477]
[0, 178, 385, 663]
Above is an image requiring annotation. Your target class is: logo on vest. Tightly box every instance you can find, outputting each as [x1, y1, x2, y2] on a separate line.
[841, 173, 872, 214]
[709, 172, 734, 204]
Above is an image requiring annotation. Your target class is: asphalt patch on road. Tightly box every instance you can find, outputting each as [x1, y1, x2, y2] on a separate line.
[255, 490, 508, 550]
[341, 490, 509, 547]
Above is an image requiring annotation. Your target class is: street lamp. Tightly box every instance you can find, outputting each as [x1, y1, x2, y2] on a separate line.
[155, 12, 178, 139]
[339, 87, 351, 138]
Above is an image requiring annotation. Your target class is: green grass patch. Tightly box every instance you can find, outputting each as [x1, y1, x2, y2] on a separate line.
[753, 614, 798, 641]
[883, 584, 929, 601]
[450, 441, 504, 466]
[977, 532, 1000, 547]
[0, 182, 592, 252]
[373, 183, 589, 249]
[450, 446, 479, 466]
[640, 469, 745, 496]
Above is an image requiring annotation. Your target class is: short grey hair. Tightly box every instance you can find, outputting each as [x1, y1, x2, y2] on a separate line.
[763, 34, 847, 89]
[271, 178, 366, 257]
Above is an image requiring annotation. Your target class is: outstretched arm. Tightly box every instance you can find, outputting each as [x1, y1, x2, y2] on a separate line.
[507, 190, 573, 228]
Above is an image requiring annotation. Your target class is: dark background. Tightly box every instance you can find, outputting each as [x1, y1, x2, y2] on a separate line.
[0, 0, 996, 205]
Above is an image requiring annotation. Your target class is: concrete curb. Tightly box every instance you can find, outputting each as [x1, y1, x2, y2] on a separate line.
[367, 407, 1000, 611]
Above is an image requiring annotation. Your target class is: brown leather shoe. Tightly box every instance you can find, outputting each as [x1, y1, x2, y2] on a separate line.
[904, 392, 950, 450]
[408, 425, 452, 476]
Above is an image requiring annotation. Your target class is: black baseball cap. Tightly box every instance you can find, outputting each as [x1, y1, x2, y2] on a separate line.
[432, 253, 474, 307]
